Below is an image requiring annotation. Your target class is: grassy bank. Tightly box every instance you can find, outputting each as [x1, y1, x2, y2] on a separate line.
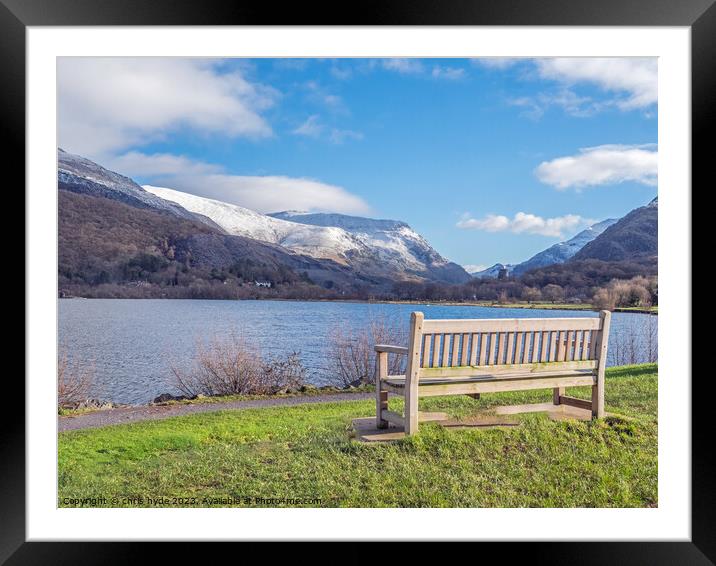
[58, 364, 657, 508]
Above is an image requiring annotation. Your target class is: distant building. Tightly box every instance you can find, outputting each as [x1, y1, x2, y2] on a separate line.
[254, 280, 272, 288]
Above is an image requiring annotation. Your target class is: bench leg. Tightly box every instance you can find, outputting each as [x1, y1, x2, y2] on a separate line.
[591, 384, 604, 418]
[376, 352, 388, 429]
[404, 383, 419, 435]
[553, 387, 564, 405]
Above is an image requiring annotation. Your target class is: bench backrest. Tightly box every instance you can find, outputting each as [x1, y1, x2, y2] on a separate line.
[405, 311, 611, 379]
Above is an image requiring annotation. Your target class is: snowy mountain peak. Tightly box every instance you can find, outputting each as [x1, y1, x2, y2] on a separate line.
[468, 263, 515, 279]
[58, 149, 200, 222]
[146, 186, 470, 284]
[509, 218, 618, 276]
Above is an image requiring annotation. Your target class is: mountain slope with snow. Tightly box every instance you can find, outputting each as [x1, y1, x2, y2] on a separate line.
[58, 150, 190, 219]
[468, 263, 515, 279]
[511, 218, 618, 276]
[269, 211, 471, 284]
[145, 188, 470, 283]
[144, 186, 364, 264]
[572, 198, 657, 262]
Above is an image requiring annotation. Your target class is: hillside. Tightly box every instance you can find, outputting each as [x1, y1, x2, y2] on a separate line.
[145, 187, 470, 284]
[512, 218, 618, 276]
[573, 198, 657, 262]
[270, 210, 471, 284]
[469, 263, 514, 279]
[58, 191, 363, 298]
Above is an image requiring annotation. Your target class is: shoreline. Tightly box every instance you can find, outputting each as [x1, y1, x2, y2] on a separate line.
[58, 296, 657, 314]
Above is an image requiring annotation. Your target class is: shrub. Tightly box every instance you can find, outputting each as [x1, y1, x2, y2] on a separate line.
[328, 313, 407, 387]
[170, 334, 307, 397]
[58, 349, 95, 408]
[610, 315, 658, 365]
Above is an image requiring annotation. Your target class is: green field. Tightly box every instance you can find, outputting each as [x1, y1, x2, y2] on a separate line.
[58, 364, 657, 508]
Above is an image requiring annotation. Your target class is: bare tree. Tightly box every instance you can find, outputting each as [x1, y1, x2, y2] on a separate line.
[170, 334, 307, 397]
[327, 312, 407, 387]
[58, 349, 95, 408]
[542, 284, 564, 303]
[609, 316, 658, 366]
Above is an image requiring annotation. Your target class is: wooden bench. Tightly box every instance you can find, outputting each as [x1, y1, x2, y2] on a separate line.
[375, 310, 611, 435]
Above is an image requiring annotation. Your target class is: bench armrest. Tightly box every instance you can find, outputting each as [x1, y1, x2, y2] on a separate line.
[374, 344, 409, 355]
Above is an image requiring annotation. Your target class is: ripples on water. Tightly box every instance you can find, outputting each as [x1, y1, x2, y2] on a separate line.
[58, 299, 657, 405]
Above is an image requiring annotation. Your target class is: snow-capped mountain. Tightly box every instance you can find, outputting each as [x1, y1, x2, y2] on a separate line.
[59, 150, 193, 220]
[145, 187, 470, 283]
[269, 211, 470, 283]
[468, 263, 515, 279]
[573, 197, 657, 262]
[144, 186, 365, 263]
[511, 218, 618, 276]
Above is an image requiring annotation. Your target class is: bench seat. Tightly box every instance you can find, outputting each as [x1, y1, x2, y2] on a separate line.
[384, 368, 595, 387]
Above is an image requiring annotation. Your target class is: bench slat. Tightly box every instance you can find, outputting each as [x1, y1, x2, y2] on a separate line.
[431, 334, 441, 367]
[479, 333, 488, 365]
[418, 359, 597, 378]
[442, 334, 451, 367]
[469, 333, 479, 365]
[422, 334, 432, 367]
[461, 333, 470, 366]
[522, 332, 537, 364]
[413, 374, 597, 397]
[385, 368, 595, 389]
[422, 317, 600, 334]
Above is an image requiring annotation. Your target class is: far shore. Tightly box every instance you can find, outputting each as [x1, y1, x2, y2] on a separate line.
[58, 295, 658, 314]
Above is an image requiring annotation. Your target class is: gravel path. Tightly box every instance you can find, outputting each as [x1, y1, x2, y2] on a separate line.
[58, 392, 373, 432]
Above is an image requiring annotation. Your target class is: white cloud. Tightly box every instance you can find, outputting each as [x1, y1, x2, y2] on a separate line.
[477, 57, 657, 115]
[472, 57, 522, 69]
[534, 58, 657, 110]
[535, 144, 658, 189]
[292, 115, 323, 137]
[382, 58, 425, 74]
[110, 151, 371, 215]
[303, 81, 346, 112]
[457, 212, 589, 238]
[329, 129, 364, 144]
[330, 65, 353, 80]
[458, 214, 511, 232]
[431, 66, 466, 80]
[292, 115, 362, 145]
[509, 89, 609, 120]
[105, 151, 223, 177]
[161, 174, 371, 215]
[57, 58, 277, 157]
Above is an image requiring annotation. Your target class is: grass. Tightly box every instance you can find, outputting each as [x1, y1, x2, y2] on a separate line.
[58, 363, 657, 508]
[614, 305, 658, 314]
[58, 385, 375, 417]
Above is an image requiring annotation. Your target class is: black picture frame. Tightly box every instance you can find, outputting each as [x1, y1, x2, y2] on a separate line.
[5, 0, 707, 562]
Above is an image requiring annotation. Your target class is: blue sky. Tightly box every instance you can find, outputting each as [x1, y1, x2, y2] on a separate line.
[57, 57, 658, 270]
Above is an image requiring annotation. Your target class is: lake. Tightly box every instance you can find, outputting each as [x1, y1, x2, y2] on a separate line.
[58, 299, 657, 405]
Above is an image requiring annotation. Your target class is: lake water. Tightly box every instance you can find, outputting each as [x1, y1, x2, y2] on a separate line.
[58, 299, 657, 405]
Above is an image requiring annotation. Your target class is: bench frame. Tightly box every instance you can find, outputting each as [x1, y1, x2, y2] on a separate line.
[375, 310, 611, 435]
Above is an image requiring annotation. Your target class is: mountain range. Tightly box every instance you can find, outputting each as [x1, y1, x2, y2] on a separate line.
[57, 149, 657, 298]
[144, 186, 469, 284]
[573, 197, 657, 262]
[468, 200, 655, 279]
[58, 149, 470, 296]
